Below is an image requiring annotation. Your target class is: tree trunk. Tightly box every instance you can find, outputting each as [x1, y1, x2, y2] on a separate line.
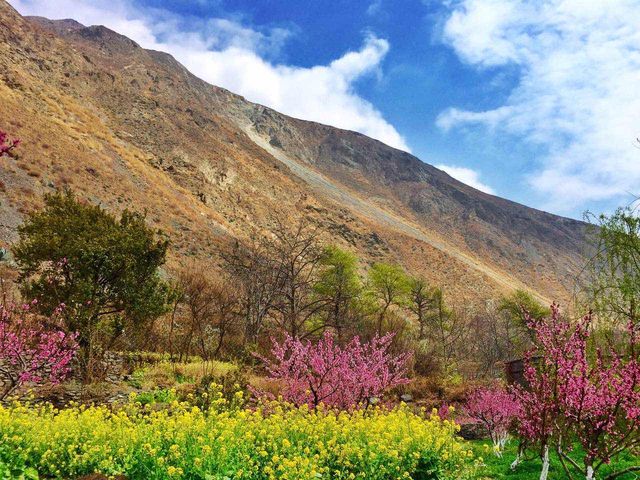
[214, 329, 225, 358]
[540, 444, 550, 480]
[168, 299, 179, 362]
[377, 303, 389, 336]
[510, 452, 522, 470]
[0, 377, 18, 402]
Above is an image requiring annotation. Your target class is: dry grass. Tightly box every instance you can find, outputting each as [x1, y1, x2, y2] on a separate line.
[132, 359, 237, 389]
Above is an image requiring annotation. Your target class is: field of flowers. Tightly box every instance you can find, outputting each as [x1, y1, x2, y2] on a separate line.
[0, 392, 476, 480]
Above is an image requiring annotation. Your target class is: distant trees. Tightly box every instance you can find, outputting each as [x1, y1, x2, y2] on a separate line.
[13, 190, 170, 379]
[461, 290, 549, 378]
[218, 219, 480, 378]
[9, 184, 579, 388]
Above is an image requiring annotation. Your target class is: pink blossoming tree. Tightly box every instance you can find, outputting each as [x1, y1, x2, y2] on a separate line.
[259, 332, 411, 409]
[514, 304, 640, 480]
[464, 386, 520, 457]
[0, 300, 78, 400]
[0, 129, 19, 157]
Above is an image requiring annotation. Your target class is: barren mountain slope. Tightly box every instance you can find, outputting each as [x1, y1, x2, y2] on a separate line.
[0, 1, 588, 304]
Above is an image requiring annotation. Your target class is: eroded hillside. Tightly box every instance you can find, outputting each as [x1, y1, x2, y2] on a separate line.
[0, 0, 588, 304]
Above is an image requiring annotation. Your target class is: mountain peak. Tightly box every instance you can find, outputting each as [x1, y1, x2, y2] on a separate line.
[26, 17, 85, 33]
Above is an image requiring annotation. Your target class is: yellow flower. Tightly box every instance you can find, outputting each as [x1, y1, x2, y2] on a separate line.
[0, 398, 474, 479]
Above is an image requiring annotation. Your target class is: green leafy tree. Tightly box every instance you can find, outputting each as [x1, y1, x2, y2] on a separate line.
[314, 246, 363, 339]
[584, 207, 640, 329]
[368, 262, 410, 336]
[426, 287, 463, 370]
[494, 290, 550, 360]
[13, 190, 170, 378]
[412, 287, 466, 377]
[499, 289, 550, 329]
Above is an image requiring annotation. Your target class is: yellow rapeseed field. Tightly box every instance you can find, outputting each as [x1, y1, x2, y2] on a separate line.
[0, 389, 476, 479]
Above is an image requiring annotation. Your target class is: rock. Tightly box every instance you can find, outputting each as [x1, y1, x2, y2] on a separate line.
[458, 422, 488, 440]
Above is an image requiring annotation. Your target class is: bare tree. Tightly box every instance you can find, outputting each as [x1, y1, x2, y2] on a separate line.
[222, 218, 328, 340]
[422, 288, 468, 372]
[209, 278, 241, 358]
[268, 218, 326, 338]
[465, 300, 531, 378]
[222, 238, 281, 344]
[175, 266, 240, 360]
[408, 277, 437, 340]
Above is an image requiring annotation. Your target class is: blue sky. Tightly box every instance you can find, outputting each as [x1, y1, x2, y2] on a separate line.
[10, 0, 640, 219]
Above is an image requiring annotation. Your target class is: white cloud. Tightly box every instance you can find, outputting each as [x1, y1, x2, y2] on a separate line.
[367, 0, 383, 16]
[438, 0, 640, 213]
[436, 106, 512, 132]
[9, 0, 410, 152]
[436, 164, 495, 194]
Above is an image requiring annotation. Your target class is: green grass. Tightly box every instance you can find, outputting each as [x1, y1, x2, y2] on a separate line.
[133, 387, 177, 405]
[469, 440, 639, 479]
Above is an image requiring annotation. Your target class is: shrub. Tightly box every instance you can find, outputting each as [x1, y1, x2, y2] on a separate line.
[191, 369, 250, 411]
[462, 387, 519, 457]
[132, 388, 177, 405]
[0, 129, 19, 157]
[0, 398, 475, 479]
[130, 359, 237, 390]
[13, 190, 170, 380]
[258, 331, 411, 409]
[0, 301, 78, 400]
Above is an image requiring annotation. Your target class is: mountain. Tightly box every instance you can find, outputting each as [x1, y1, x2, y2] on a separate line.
[0, 0, 589, 304]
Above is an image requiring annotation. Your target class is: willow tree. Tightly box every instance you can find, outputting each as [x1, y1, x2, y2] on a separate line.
[583, 206, 640, 332]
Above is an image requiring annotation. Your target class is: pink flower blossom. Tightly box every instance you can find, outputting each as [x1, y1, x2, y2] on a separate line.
[258, 332, 411, 409]
[0, 129, 19, 157]
[0, 302, 78, 400]
[514, 304, 639, 478]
